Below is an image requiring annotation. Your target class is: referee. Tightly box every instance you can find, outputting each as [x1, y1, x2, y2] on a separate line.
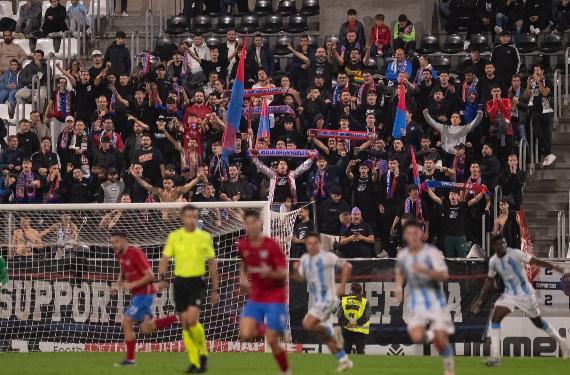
[158, 204, 219, 373]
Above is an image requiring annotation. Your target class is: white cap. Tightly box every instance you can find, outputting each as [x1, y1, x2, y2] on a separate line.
[91, 50, 102, 56]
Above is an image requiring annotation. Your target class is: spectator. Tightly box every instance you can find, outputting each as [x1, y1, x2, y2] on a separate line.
[391, 184, 429, 242]
[104, 31, 131, 76]
[16, 119, 40, 158]
[97, 167, 125, 203]
[369, 14, 391, 57]
[42, 162, 64, 203]
[378, 158, 407, 257]
[41, 0, 67, 52]
[339, 9, 366, 47]
[291, 206, 313, 257]
[31, 136, 59, 176]
[461, 46, 488, 79]
[67, 0, 90, 36]
[339, 207, 375, 258]
[219, 163, 252, 202]
[45, 76, 75, 140]
[7, 158, 41, 203]
[132, 134, 165, 186]
[524, 64, 555, 167]
[29, 111, 50, 140]
[426, 187, 484, 257]
[0, 59, 20, 115]
[115, 0, 129, 16]
[16, 49, 50, 112]
[92, 135, 125, 174]
[307, 155, 347, 203]
[392, 14, 416, 53]
[476, 62, 505, 105]
[491, 32, 520, 88]
[555, 0, 570, 33]
[317, 185, 351, 251]
[492, 197, 521, 249]
[480, 143, 501, 188]
[15, 0, 41, 37]
[63, 166, 94, 203]
[386, 48, 412, 85]
[498, 154, 526, 210]
[486, 86, 513, 162]
[522, 0, 551, 35]
[123, 163, 151, 202]
[0, 135, 24, 173]
[0, 31, 27, 75]
[184, 35, 210, 87]
[246, 34, 274, 79]
[445, 0, 478, 33]
[508, 73, 529, 143]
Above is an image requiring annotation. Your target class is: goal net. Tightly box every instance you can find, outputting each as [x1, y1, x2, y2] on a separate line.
[0, 202, 299, 353]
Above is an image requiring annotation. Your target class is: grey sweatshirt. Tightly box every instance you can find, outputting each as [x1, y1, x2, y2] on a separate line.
[423, 109, 483, 154]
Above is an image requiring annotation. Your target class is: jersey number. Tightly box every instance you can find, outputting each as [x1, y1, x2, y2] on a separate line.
[544, 295, 553, 306]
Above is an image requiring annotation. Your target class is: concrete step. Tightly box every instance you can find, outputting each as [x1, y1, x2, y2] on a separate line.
[532, 169, 570, 179]
[523, 201, 568, 211]
[534, 162, 570, 170]
[524, 179, 570, 191]
[532, 239, 556, 257]
[552, 132, 570, 144]
[521, 208, 562, 218]
[523, 192, 570, 202]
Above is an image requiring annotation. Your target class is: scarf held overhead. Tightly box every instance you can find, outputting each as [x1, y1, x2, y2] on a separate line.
[308, 129, 370, 141]
[423, 180, 488, 194]
[250, 148, 318, 158]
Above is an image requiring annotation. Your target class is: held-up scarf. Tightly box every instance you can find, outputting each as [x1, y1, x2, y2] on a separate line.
[181, 52, 190, 77]
[423, 180, 488, 194]
[209, 155, 228, 181]
[251, 149, 317, 158]
[224, 87, 288, 98]
[378, 158, 388, 177]
[466, 176, 482, 199]
[308, 129, 369, 141]
[357, 82, 377, 105]
[388, 60, 409, 77]
[71, 132, 90, 177]
[508, 85, 521, 117]
[109, 90, 117, 114]
[452, 155, 465, 182]
[142, 52, 151, 74]
[386, 170, 397, 199]
[59, 127, 72, 149]
[461, 77, 478, 103]
[15, 171, 35, 202]
[44, 173, 60, 203]
[242, 105, 296, 117]
[312, 169, 327, 200]
[404, 197, 423, 222]
[53, 91, 72, 120]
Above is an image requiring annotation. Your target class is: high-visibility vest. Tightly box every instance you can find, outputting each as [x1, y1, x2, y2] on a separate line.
[341, 295, 370, 334]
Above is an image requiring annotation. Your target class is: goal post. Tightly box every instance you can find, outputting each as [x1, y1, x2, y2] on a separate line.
[0, 201, 299, 353]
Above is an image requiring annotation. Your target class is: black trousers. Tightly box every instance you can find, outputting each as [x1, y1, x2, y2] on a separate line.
[532, 112, 554, 157]
[342, 328, 366, 355]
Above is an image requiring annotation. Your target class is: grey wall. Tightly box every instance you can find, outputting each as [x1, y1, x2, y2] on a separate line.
[318, 0, 437, 43]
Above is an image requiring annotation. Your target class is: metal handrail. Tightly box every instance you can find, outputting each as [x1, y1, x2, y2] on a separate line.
[557, 210, 567, 258]
[145, 10, 150, 51]
[519, 138, 528, 172]
[31, 74, 39, 112]
[481, 213, 487, 256]
[528, 115, 536, 175]
[493, 185, 503, 221]
[554, 69, 562, 128]
[564, 47, 570, 105]
[46, 53, 56, 97]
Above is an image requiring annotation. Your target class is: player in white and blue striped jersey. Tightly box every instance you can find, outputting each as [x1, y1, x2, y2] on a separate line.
[395, 220, 455, 375]
[471, 234, 569, 366]
[292, 232, 354, 372]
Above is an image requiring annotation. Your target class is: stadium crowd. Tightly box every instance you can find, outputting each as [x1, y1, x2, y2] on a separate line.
[1, 2, 566, 259]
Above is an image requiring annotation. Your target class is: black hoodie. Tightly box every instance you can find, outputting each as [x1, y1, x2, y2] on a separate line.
[104, 41, 131, 75]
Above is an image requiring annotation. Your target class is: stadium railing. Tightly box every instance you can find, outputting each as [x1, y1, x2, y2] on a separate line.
[557, 209, 567, 258]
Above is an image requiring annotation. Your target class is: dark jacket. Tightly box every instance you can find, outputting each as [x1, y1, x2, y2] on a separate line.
[246, 44, 275, 78]
[17, 131, 40, 158]
[104, 42, 131, 75]
[31, 150, 59, 171]
[0, 147, 24, 170]
[64, 175, 94, 203]
[480, 154, 501, 187]
[307, 158, 348, 200]
[498, 168, 526, 209]
[491, 43, 520, 78]
[339, 20, 367, 46]
[42, 4, 68, 34]
[92, 146, 125, 174]
[318, 198, 351, 235]
[19, 59, 50, 87]
[220, 177, 253, 201]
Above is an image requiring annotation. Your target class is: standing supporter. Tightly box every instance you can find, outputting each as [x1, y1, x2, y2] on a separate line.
[339, 9, 366, 47]
[386, 48, 412, 85]
[508, 74, 528, 143]
[524, 64, 555, 167]
[45, 77, 75, 140]
[476, 62, 505, 105]
[16, 119, 40, 158]
[31, 137, 59, 175]
[461, 46, 488, 79]
[486, 86, 513, 162]
[317, 185, 351, 251]
[7, 159, 42, 203]
[369, 14, 391, 57]
[246, 34, 274, 81]
[67, 0, 90, 35]
[498, 154, 525, 210]
[377, 158, 407, 257]
[29, 111, 50, 141]
[339, 207, 375, 258]
[104, 31, 131, 76]
[491, 32, 520, 89]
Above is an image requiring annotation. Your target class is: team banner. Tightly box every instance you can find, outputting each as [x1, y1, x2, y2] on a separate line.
[225, 87, 288, 98]
[1, 259, 569, 353]
[423, 180, 488, 194]
[307, 129, 372, 141]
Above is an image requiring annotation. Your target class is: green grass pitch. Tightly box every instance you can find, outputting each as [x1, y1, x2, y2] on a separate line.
[1, 352, 569, 375]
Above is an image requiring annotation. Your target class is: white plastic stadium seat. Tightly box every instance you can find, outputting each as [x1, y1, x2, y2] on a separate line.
[0, 1, 15, 17]
[23, 104, 32, 120]
[41, 1, 50, 15]
[35, 38, 55, 56]
[0, 104, 14, 125]
[55, 38, 78, 59]
[90, 0, 107, 16]
[13, 38, 31, 55]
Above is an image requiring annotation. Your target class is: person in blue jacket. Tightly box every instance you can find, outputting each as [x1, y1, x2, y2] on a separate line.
[0, 59, 20, 113]
[386, 48, 412, 85]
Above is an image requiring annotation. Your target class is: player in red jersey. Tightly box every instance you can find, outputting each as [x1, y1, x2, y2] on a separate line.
[238, 210, 291, 375]
[110, 232, 178, 367]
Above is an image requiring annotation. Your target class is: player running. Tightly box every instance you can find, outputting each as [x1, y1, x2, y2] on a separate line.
[158, 205, 220, 373]
[395, 220, 455, 375]
[471, 234, 569, 366]
[292, 232, 354, 372]
[238, 210, 291, 375]
[110, 232, 178, 367]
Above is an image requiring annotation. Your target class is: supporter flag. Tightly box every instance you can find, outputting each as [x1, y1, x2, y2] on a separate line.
[222, 35, 247, 162]
[410, 146, 421, 188]
[256, 98, 270, 146]
[392, 83, 406, 139]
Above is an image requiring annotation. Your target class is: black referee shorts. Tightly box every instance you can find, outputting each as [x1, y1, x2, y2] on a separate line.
[173, 276, 205, 313]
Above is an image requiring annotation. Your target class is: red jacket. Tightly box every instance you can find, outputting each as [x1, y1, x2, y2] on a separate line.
[486, 98, 513, 136]
[370, 25, 391, 49]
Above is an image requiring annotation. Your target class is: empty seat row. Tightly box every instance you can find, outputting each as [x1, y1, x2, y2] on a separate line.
[419, 33, 567, 54]
[253, 0, 319, 17]
[166, 13, 310, 35]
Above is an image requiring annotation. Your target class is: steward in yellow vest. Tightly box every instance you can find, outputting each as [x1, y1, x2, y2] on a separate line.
[336, 282, 371, 354]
